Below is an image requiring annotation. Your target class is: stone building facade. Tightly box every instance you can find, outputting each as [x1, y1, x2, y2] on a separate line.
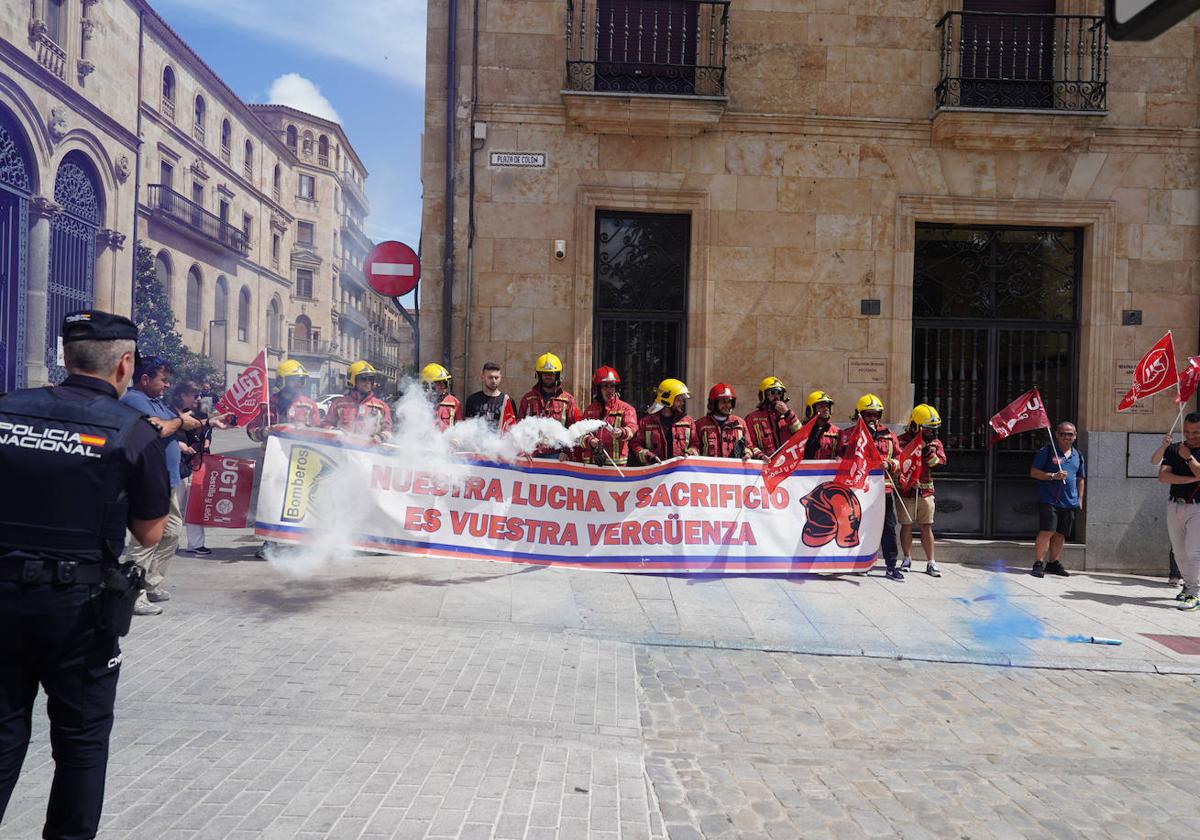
[0, 0, 389, 397]
[420, 0, 1200, 570]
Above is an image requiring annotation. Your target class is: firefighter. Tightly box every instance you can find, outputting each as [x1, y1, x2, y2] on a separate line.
[695, 383, 761, 460]
[897, 404, 948, 577]
[631, 379, 698, 465]
[802, 390, 840, 460]
[246, 358, 321, 443]
[842, 393, 903, 580]
[577, 366, 637, 467]
[746, 376, 802, 459]
[420, 363, 464, 431]
[518, 352, 581, 458]
[321, 360, 393, 443]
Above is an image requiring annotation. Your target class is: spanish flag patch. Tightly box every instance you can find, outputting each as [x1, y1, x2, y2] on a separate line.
[78, 434, 107, 447]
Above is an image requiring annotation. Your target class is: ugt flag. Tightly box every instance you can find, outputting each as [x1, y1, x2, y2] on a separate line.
[1118, 331, 1178, 412]
[761, 415, 818, 494]
[1177, 356, 1200, 404]
[990, 388, 1050, 443]
[216, 350, 269, 427]
[184, 454, 256, 528]
[833, 417, 884, 493]
[894, 433, 925, 495]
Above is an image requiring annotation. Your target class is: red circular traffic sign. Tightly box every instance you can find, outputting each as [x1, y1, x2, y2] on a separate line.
[365, 240, 420, 297]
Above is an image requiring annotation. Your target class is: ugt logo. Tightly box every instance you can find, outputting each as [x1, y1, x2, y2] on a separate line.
[1138, 348, 1170, 392]
[799, 483, 863, 548]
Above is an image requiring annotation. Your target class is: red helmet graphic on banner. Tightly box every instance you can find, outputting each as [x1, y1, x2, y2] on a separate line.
[799, 483, 863, 548]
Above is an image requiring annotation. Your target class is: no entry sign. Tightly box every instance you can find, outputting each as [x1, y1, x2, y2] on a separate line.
[365, 240, 420, 297]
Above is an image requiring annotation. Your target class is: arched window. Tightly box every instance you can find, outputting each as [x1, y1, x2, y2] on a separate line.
[237, 286, 250, 342]
[301, 130, 313, 157]
[193, 96, 206, 142]
[220, 119, 231, 162]
[243, 139, 253, 179]
[268, 296, 281, 348]
[286, 125, 297, 151]
[161, 66, 176, 118]
[46, 0, 66, 45]
[0, 105, 33, 391]
[272, 163, 281, 199]
[214, 276, 228, 325]
[47, 152, 103, 382]
[185, 266, 202, 330]
[154, 251, 173, 304]
[294, 315, 312, 351]
[318, 135, 329, 166]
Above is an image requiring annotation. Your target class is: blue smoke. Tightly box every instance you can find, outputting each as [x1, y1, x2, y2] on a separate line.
[956, 570, 1117, 647]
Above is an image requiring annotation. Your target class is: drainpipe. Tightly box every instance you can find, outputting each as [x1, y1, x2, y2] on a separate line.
[441, 0, 458, 369]
[130, 8, 145, 313]
[462, 0, 480, 382]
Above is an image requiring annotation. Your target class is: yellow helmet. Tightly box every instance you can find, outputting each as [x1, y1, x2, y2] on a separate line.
[420, 363, 452, 385]
[650, 378, 690, 414]
[910, 403, 942, 429]
[348, 360, 378, 387]
[277, 359, 308, 383]
[534, 352, 563, 375]
[804, 389, 834, 419]
[854, 393, 884, 418]
[757, 376, 787, 403]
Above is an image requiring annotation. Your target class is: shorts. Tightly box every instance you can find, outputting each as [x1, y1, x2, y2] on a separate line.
[895, 493, 935, 526]
[1038, 503, 1077, 537]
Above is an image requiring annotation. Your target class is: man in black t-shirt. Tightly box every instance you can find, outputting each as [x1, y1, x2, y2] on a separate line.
[463, 361, 516, 431]
[1158, 411, 1200, 612]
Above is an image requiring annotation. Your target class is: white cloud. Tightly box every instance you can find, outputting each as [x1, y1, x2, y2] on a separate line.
[156, 0, 427, 88]
[267, 74, 341, 123]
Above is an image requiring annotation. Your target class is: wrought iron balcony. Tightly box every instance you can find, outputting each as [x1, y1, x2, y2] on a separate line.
[147, 184, 249, 256]
[565, 0, 729, 97]
[339, 169, 369, 212]
[289, 336, 334, 356]
[936, 12, 1107, 112]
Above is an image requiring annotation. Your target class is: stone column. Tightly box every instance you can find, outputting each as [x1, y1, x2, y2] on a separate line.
[94, 228, 127, 313]
[25, 195, 61, 387]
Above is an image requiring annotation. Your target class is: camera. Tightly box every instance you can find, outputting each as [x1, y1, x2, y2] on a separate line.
[554, 240, 566, 261]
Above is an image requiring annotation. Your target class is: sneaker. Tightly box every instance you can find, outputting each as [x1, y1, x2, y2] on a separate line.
[1177, 594, 1200, 612]
[925, 562, 941, 578]
[884, 567, 905, 582]
[253, 546, 269, 560]
[1031, 561, 1046, 578]
[133, 591, 163, 616]
[146, 587, 171, 603]
[900, 557, 912, 571]
[191, 546, 212, 556]
[1177, 586, 1189, 602]
[1045, 561, 1070, 577]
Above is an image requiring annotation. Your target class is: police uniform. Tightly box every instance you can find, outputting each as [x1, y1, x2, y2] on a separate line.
[0, 310, 168, 839]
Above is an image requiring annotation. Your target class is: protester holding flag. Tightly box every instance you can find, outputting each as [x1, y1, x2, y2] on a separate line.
[1029, 421, 1086, 578]
[577, 366, 638, 467]
[632, 379, 698, 464]
[896, 404, 947, 578]
[840, 394, 903, 580]
[802, 391, 840, 459]
[696, 383, 761, 461]
[246, 358, 320, 443]
[1158, 413, 1200, 611]
[323, 360, 393, 444]
[746, 376, 802, 459]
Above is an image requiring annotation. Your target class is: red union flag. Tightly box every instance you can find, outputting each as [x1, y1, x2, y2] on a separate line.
[833, 417, 884, 492]
[216, 350, 269, 426]
[1118, 331, 1178, 412]
[1177, 356, 1200, 404]
[184, 454, 256, 528]
[761, 415, 818, 494]
[990, 388, 1050, 443]
[895, 433, 925, 495]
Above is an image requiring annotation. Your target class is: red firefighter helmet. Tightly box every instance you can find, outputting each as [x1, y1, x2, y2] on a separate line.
[707, 382, 737, 413]
[592, 366, 621, 386]
[799, 483, 863, 548]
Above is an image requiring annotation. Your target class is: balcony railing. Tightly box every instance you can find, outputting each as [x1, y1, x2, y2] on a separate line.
[148, 184, 250, 256]
[340, 300, 369, 329]
[339, 169, 369, 211]
[34, 31, 66, 79]
[161, 96, 175, 120]
[318, 154, 329, 167]
[220, 145, 231, 164]
[289, 336, 334, 355]
[565, 0, 729, 96]
[193, 124, 206, 143]
[244, 162, 253, 181]
[936, 12, 1107, 112]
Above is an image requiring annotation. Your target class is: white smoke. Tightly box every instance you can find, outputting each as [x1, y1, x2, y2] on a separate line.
[265, 382, 606, 577]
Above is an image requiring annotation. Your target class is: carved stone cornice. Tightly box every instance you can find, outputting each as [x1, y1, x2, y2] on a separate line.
[28, 18, 47, 41]
[30, 196, 62, 219]
[96, 229, 126, 250]
[77, 60, 95, 82]
[190, 159, 210, 180]
[81, 18, 95, 40]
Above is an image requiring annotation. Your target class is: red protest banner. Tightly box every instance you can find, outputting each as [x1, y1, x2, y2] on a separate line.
[184, 454, 257, 528]
[894, 433, 925, 495]
[833, 417, 884, 493]
[761, 415, 818, 494]
[216, 350, 269, 427]
[1177, 356, 1200, 404]
[1118, 331, 1178, 412]
[989, 388, 1050, 443]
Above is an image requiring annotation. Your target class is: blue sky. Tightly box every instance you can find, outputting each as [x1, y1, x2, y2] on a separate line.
[153, 0, 427, 250]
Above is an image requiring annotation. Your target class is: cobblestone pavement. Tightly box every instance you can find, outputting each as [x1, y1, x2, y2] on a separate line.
[2, 546, 1197, 838]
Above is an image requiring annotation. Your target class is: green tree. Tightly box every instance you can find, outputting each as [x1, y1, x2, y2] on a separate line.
[132, 243, 223, 390]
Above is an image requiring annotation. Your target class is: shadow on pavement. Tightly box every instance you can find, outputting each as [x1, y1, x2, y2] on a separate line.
[1059, 590, 1182, 609]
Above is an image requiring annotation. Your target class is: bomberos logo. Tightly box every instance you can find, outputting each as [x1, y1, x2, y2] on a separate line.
[281, 445, 337, 524]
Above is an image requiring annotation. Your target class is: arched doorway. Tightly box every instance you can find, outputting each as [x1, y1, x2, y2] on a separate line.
[47, 151, 102, 381]
[293, 313, 312, 352]
[0, 107, 33, 391]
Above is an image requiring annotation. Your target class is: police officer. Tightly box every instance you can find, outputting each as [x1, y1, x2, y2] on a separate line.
[0, 310, 169, 840]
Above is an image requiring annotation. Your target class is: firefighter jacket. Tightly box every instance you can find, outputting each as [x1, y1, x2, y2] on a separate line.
[631, 413, 698, 464]
[321, 392, 393, 442]
[804, 421, 841, 460]
[695, 414, 760, 459]
[246, 392, 321, 443]
[839, 424, 901, 494]
[518, 385, 581, 456]
[432, 394, 464, 431]
[576, 398, 638, 466]
[896, 432, 947, 497]
[745, 404, 802, 457]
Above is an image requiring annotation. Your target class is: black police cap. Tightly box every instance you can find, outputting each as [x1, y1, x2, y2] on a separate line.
[62, 310, 139, 344]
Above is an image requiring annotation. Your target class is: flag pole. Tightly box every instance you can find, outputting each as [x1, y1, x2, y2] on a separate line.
[1045, 425, 1067, 485]
[264, 349, 272, 428]
[1169, 402, 1185, 438]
